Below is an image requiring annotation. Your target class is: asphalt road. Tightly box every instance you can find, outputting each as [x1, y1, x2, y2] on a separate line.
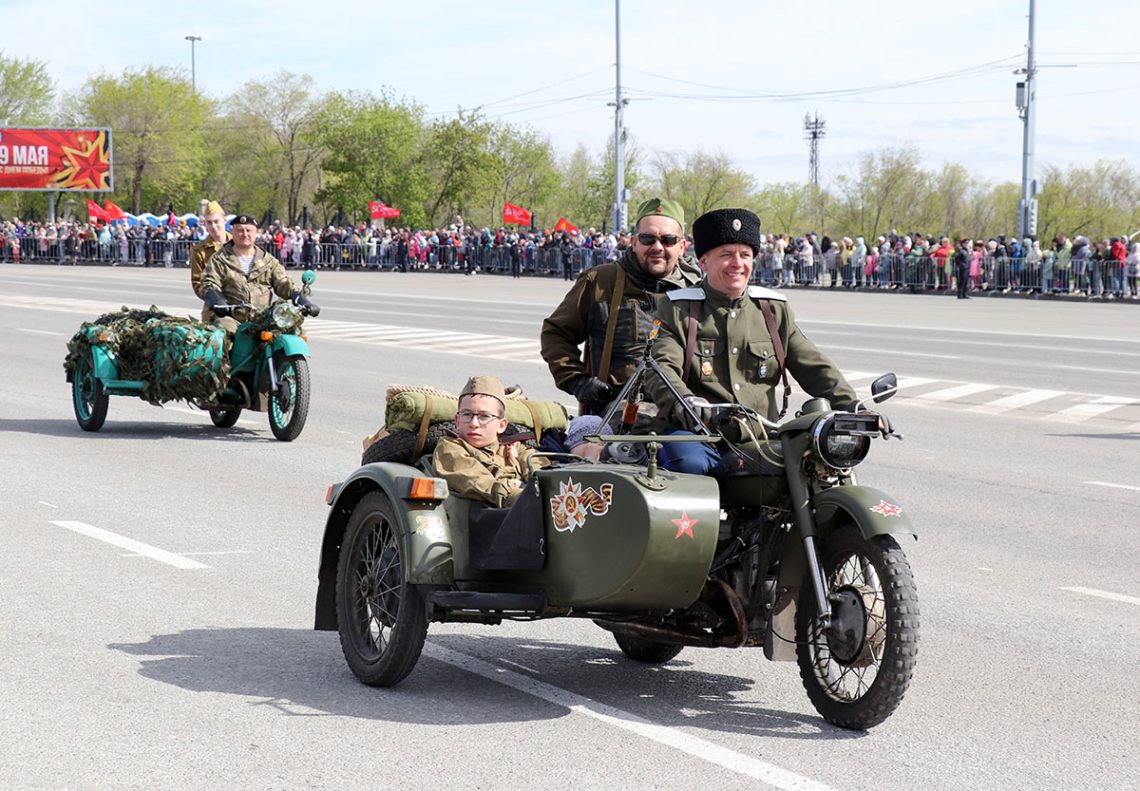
[2, 264, 1138, 791]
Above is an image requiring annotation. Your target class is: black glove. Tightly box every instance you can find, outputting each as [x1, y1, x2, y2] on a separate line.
[672, 395, 713, 430]
[293, 293, 320, 317]
[204, 289, 231, 318]
[573, 376, 615, 414]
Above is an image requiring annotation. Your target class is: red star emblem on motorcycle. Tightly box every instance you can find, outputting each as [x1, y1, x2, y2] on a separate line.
[672, 510, 697, 539]
[870, 500, 903, 517]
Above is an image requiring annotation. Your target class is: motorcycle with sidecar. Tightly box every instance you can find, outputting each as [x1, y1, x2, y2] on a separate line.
[314, 364, 918, 730]
[67, 271, 318, 441]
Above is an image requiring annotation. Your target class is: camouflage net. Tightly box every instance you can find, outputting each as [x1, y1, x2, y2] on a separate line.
[64, 305, 233, 405]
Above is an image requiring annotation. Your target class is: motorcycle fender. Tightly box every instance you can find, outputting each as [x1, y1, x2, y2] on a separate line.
[271, 334, 309, 358]
[91, 344, 120, 381]
[313, 462, 453, 631]
[812, 485, 915, 540]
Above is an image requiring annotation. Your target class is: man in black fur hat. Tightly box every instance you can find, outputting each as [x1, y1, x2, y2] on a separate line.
[646, 208, 857, 475]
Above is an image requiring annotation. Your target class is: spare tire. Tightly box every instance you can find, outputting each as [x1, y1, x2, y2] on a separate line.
[360, 422, 535, 466]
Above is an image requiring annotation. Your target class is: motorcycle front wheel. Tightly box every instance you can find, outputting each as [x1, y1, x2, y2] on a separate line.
[335, 491, 427, 687]
[72, 355, 108, 432]
[268, 354, 310, 441]
[795, 526, 918, 730]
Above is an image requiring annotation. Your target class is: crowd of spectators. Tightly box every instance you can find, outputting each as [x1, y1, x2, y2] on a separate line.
[3, 214, 1137, 299]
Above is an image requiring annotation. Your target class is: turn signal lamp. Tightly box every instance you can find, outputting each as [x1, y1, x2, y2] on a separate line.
[260, 331, 274, 342]
[408, 478, 439, 500]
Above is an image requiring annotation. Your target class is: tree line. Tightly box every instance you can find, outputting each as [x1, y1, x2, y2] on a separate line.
[1, 53, 1137, 241]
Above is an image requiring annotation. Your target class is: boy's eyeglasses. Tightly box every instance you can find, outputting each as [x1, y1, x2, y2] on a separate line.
[636, 233, 681, 247]
[457, 410, 503, 425]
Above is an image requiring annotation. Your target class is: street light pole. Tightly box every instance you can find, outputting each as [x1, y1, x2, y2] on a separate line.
[185, 35, 202, 95]
[1016, 0, 1037, 239]
[610, 0, 629, 233]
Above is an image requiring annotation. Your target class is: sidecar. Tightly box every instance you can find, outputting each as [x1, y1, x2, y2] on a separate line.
[314, 454, 721, 687]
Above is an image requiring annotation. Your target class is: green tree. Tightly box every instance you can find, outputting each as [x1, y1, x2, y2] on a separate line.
[649, 149, 754, 228]
[62, 66, 213, 214]
[219, 70, 328, 225]
[484, 124, 559, 229]
[0, 52, 54, 125]
[753, 182, 818, 235]
[307, 91, 429, 228]
[424, 109, 494, 227]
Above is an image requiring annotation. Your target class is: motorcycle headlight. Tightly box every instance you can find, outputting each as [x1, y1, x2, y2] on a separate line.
[271, 302, 302, 331]
[811, 413, 876, 470]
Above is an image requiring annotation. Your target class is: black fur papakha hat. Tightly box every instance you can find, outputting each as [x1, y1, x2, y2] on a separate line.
[692, 208, 762, 258]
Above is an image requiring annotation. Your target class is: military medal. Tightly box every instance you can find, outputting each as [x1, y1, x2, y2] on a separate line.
[701, 360, 713, 377]
[759, 363, 769, 378]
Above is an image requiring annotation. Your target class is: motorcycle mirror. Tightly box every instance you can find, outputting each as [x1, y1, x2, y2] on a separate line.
[871, 373, 898, 404]
[302, 269, 316, 285]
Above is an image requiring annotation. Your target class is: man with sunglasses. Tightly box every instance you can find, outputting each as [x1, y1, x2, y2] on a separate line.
[647, 208, 857, 475]
[541, 197, 702, 415]
[432, 374, 549, 508]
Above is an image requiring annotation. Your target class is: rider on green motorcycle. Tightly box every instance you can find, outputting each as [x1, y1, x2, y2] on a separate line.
[646, 208, 858, 475]
[199, 213, 319, 332]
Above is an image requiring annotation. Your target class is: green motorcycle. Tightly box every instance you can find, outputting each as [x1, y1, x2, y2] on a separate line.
[68, 272, 318, 441]
[314, 369, 917, 730]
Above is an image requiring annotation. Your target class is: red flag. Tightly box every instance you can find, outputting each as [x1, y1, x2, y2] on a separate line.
[86, 199, 108, 221]
[553, 217, 577, 233]
[369, 201, 401, 220]
[103, 200, 126, 221]
[503, 202, 532, 226]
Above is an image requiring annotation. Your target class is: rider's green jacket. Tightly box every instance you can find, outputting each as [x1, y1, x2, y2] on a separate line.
[647, 281, 857, 431]
[199, 242, 296, 320]
[189, 235, 230, 321]
[540, 248, 702, 394]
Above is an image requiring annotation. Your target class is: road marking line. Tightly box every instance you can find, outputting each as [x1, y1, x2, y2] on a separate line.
[841, 371, 879, 383]
[1048, 365, 1140, 376]
[17, 327, 65, 336]
[1048, 396, 1138, 422]
[893, 377, 938, 390]
[39, 501, 59, 508]
[826, 345, 958, 360]
[1085, 480, 1140, 492]
[976, 389, 1065, 412]
[916, 383, 1000, 402]
[1060, 587, 1140, 607]
[424, 643, 834, 791]
[50, 521, 209, 569]
[498, 658, 542, 675]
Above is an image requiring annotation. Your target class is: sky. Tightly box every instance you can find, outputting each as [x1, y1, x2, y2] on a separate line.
[2, 0, 1138, 191]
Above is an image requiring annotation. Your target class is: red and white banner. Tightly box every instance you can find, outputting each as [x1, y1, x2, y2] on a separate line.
[368, 201, 401, 220]
[503, 202, 532, 226]
[553, 217, 577, 233]
[86, 199, 108, 221]
[0, 128, 112, 191]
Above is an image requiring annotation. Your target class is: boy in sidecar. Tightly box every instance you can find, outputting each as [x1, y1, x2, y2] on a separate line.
[432, 375, 549, 507]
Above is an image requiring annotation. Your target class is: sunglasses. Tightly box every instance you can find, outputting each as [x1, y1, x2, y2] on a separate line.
[636, 232, 681, 247]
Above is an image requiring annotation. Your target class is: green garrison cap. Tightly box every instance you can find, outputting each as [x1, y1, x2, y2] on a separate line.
[633, 197, 685, 230]
[460, 374, 506, 407]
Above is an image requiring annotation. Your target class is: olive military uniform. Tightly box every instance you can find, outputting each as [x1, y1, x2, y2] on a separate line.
[540, 246, 702, 394]
[433, 437, 548, 508]
[648, 281, 858, 434]
[189, 235, 229, 321]
[200, 241, 296, 333]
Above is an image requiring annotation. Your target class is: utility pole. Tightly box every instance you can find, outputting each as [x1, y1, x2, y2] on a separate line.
[610, 0, 629, 232]
[185, 35, 202, 95]
[1016, 0, 1037, 239]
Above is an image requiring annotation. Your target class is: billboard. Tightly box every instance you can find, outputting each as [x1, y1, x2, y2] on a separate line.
[0, 127, 113, 192]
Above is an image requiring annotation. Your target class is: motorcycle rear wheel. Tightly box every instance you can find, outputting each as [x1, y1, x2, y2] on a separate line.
[209, 407, 241, 428]
[268, 354, 310, 441]
[795, 527, 918, 730]
[611, 632, 684, 664]
[72, 355, 108, 432]
[335, 491, 427, 687]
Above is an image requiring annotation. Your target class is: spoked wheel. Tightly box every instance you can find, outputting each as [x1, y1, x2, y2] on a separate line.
[209, 407, 241, 428]
[611, 631, 684, 664]
[71, 355, 108, 432]
[268, 354, 310, 441]
[795, 526, 919, 730]
[335, 491, 427, 686]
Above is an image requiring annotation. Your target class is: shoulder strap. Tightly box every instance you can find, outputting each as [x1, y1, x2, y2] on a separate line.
[414, 394, 434, 457]
[757, 300, 791, 419]
[520, 399, 542, 438]
[683, 303, 699, 386]
[596, 265, 626, 383]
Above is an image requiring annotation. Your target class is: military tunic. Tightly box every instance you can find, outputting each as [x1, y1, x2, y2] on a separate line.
[189, 235, 229, 321]
[540, 248, 703, 394]
[648, 281, 857, 432]
[432, 437, 549, 508]
[200, 242, 296, 332]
